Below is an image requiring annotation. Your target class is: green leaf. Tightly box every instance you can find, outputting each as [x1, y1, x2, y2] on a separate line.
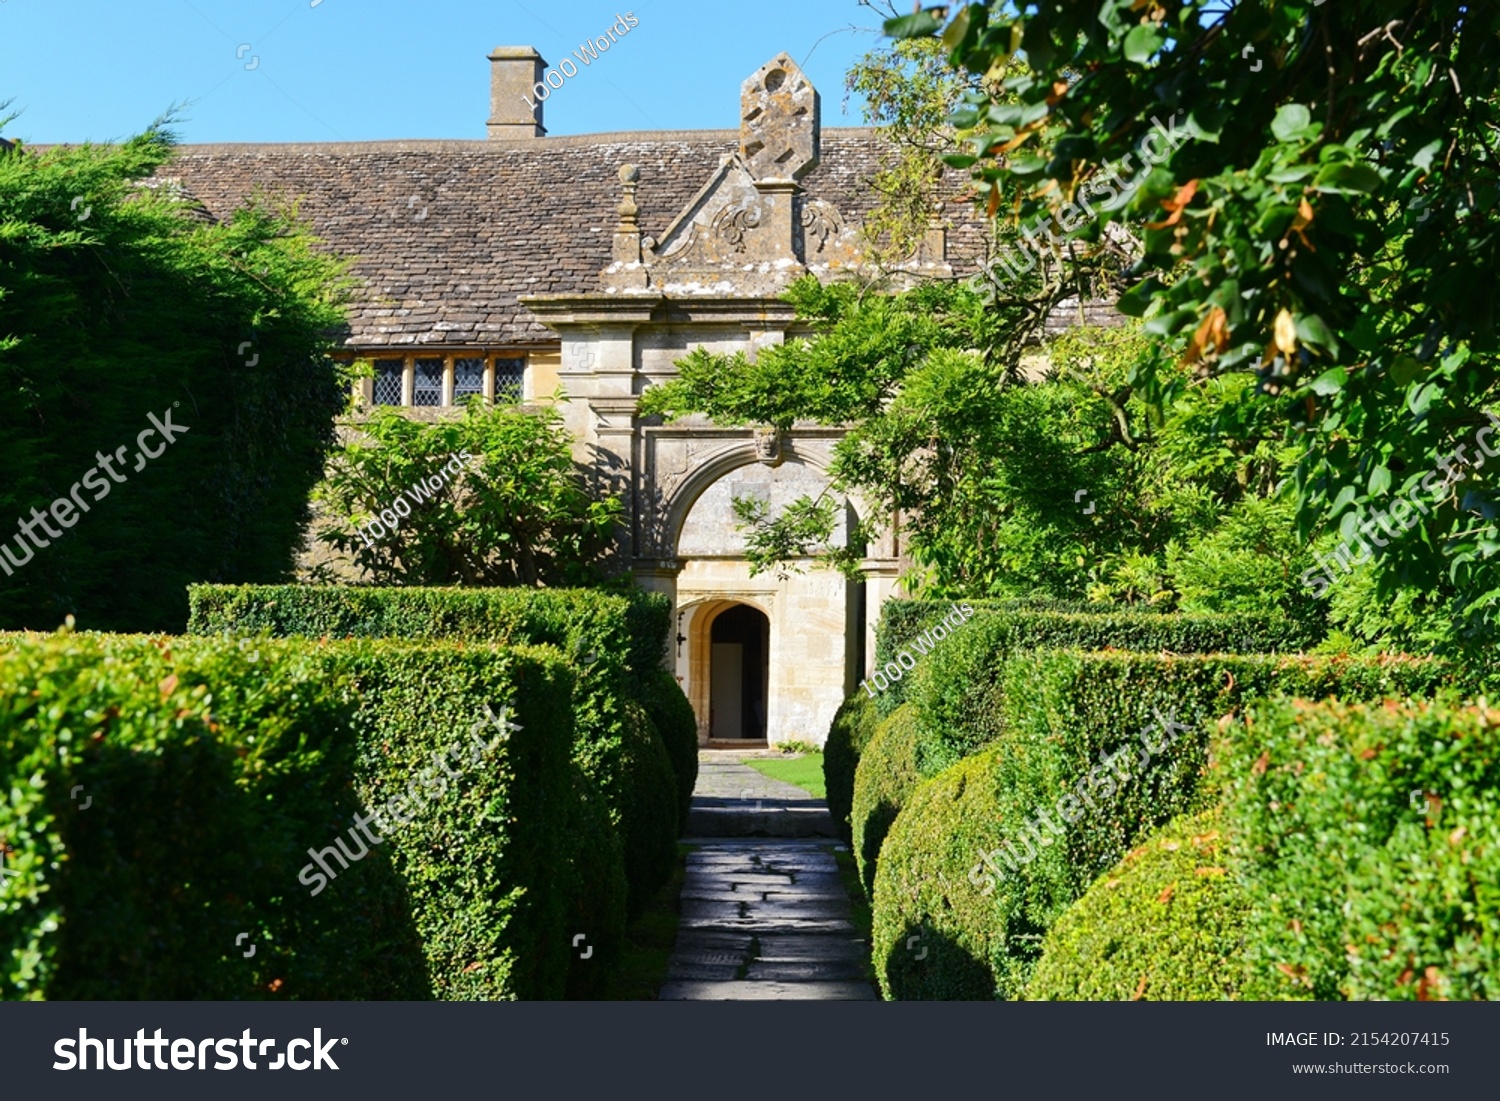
[1123, 24, 1164, 65]
[1368, 464, 1392, 497]
[1312, 162, 1383, 195]
[1271, 104, 1313, 142]
[1308, 366, 1346, 396]
[1390, 354, 1422, 385]
[1295, 314, 1339, 355]
[885, 11, 946, 39]
[940, 5, 973, 52]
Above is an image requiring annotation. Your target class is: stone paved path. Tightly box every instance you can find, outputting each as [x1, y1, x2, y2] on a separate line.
[658, 754, 876, 1000]
[685, 754, 836, 837]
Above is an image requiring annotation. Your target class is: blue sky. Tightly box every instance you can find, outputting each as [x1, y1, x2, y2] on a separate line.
[0, 0, 888, 144]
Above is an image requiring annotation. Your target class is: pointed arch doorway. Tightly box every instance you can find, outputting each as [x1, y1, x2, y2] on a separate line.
[689, 600, 770, 743]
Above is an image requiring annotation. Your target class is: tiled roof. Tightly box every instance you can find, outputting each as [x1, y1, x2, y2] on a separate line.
[163, 130, 993, 349]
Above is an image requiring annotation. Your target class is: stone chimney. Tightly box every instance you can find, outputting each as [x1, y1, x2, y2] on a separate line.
[487, 46, 546, 139]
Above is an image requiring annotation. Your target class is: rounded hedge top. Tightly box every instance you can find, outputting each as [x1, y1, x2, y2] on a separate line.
[1025, 809, 1246, 1001]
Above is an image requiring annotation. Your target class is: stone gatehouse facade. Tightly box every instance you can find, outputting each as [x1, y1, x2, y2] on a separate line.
[164, 46, 992, 746]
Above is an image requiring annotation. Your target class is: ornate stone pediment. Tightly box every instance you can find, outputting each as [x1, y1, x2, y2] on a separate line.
[599, 54, 871, 296]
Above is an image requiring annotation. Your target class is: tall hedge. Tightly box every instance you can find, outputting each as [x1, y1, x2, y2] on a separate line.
[1225, 697, 1500, 1001]
[311, 637, 586, 999]
[873, 650, 1456, 1000]
[823, 693, 878, 844]
[1025, 809, 1247, 1001]
[910, 609, 1317, 776]
[872, 598, 1108, 716]
[0, 129, 351, 634]
[635, 669, 698, 824]
[187, 584, 680, 910]
[851, 703, 922, 899]
[0, 630, 586, 1000]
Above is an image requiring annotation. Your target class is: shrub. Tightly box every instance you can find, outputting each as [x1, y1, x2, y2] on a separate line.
[1025, 810, 1247, 1001]
[911, 610, 1319, 776]
[312, 402, 623, 587]
[635, 669, 698, 823]
[0, 630, 583, 1000]
[0, 126, 352, 635]
[823, 693, 878, 844]
[1225, 697, 1500, 1001]
[309, 637, 581, 1000]
[613, 701, 680, 916]
[871, 753, 1005, 1001]
[851, 703, 922, 899]
[872, 598, 1105, 716]
[562, 763, 628, 999]
[187, 584, 679, 910]
[873, 650, 1456, 999]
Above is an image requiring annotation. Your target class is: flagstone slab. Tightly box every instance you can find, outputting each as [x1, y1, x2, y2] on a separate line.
[659, 757, 877, 1000]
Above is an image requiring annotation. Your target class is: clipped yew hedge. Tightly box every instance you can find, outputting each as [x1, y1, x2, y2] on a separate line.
[187, 584, 680, 911]
[910, 610, 1316, 776]
[635, 669, 698, 824]
[0, 630, 589, 1000]
[872, 597, 1102, 716]
[873, 650, 1456, 1000]
[1025, 810, 1247, 1001]
[823, 693, 878, 845]
[1225, 697, 1500, 1001]
[851, 703, 922, 900]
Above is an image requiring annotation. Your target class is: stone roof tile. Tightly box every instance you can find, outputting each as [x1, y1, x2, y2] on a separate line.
[163, 130, 990, 348]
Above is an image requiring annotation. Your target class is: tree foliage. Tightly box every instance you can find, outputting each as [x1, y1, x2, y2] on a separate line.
[642, 274, 1322, 626]
[890, 0, 1500, 645]
[0, 117, 354, 631]
[313, 400, 624, 588]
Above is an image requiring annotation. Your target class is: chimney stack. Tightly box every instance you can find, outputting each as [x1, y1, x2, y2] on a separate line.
[488, 46, 546, 139]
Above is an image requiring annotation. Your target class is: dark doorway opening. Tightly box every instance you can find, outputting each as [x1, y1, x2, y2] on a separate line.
[709, 604, 769, 740]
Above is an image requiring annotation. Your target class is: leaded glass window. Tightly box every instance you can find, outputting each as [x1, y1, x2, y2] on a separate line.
[373, 359, 404, 406]
[494, 357, 525, 404]
[454, 358, 485, 402]
[413, 358, 443, 406]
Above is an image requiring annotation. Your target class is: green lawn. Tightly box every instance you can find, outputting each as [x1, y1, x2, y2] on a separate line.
[742, 753, 826, 798]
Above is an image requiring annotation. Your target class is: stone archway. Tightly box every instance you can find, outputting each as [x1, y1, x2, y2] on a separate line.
[684, 597, 773, 744]
[704, 602, 770, 741]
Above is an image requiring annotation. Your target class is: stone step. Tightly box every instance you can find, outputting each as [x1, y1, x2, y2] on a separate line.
[685, 805, 835, 837]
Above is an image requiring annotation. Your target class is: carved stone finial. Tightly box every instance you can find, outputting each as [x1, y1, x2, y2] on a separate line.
[616, 163, 640, 228]
[740, 53, 819, 181]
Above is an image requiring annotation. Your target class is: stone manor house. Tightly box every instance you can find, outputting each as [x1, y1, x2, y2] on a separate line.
[161, 46, 1000, 747]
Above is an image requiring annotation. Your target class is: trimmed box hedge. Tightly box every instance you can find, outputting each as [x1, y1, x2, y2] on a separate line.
[851, 703, 922, 900]
[1225, 697, 1500, 1001]
[822, 693, 877, 845]
[872, 650, 1456, 1000]
[910, 610, 1317, 776]
[635, 669, 699, 825]
[1025, 809, 1246, 1001]
[872, 598, 1104, 716]
[187, 584, 679, 911]
[0, 630, 591, 1000]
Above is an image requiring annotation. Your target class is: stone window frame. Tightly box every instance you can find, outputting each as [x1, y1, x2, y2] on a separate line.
[348, 350, 531, 409]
